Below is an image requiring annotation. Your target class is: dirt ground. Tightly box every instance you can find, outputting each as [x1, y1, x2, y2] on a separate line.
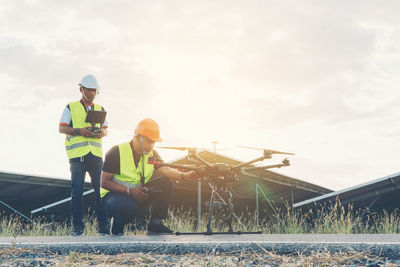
[1, 247, 400, 266]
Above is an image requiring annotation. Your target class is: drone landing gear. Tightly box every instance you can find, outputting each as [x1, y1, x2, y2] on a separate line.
[175, 183, 262, 235]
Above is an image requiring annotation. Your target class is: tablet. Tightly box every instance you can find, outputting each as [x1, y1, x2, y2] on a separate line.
[85, 110, 107, 125]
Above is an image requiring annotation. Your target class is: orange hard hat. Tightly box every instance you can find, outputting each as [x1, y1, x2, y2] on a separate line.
[134, 118, 162, 142]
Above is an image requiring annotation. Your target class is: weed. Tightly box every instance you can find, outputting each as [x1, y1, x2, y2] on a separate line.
[0, 204, 399, 236]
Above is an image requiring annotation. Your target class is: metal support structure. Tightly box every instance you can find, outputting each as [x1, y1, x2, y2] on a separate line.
[291, 191, 294, 216]
[367, 195, 380, 210]
[197, 178, 201, 230]
[0, 200, 34, 223]
[31, 189, 94, 214]
[256, 184, 278, 216]
[254, 183, 279, 230]
[256, 183, 259, 229]
[205, 182, 216, 234]
[359, 195, 381, 219]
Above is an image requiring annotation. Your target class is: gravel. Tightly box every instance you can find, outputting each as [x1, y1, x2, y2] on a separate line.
[1, 247, 400, 266]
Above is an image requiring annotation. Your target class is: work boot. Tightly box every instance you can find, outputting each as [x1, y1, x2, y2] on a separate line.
[147, 223, 174, 235]
[71, 228, 83, 236]
[110, 217, 124, 236]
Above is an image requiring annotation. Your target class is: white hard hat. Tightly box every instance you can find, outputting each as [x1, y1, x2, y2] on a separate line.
[79, 74, 99, 89]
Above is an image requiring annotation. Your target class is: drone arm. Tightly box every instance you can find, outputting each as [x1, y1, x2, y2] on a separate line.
[184, 157, 202, 165]
[241, 159, 290, 171]
[242, 163, 287, 171]
[232, 156, 266, 171]
[148, 161, 199, 171]
[191, 153, 213, 168]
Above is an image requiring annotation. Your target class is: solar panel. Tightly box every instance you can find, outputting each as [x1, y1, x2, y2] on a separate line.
[293, 172, 400, 212]
[0, 170, 92, 218]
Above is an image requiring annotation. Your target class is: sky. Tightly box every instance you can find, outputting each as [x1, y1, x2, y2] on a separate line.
[1, 0, 400, 191]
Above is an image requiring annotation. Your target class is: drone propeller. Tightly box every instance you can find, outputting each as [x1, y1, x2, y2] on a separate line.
[156, 146, 192, 151]
[157, 146, 226, 151]
[238, 145, 295, 155]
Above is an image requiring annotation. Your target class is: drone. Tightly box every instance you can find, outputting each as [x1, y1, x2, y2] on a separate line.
[148, 144, 295, 235]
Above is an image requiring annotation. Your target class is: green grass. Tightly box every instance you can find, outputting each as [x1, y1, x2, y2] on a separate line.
[0, 203, 399, 236]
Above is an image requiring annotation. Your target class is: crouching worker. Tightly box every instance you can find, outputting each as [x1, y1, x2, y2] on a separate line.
[100, 118, 197, 235]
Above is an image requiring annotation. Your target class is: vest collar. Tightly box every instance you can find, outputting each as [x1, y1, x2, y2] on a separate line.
[80, 99, 94, 112]
[129, 140, 141, 168]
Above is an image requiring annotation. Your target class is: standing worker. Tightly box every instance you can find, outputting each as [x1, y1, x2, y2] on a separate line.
[59, 74, 109, 236]
[100, 118, 198, 235]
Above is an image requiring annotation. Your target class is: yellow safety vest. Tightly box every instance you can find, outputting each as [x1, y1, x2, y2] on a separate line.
[65, 101, 103, 159]
[100, 142, 154, 198]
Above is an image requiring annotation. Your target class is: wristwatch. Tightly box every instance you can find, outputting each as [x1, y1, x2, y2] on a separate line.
[74, 128, 79, 136]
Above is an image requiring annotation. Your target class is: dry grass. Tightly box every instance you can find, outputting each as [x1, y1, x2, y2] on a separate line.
[0, 247, 397, 266]
[0, 203, 399, 236]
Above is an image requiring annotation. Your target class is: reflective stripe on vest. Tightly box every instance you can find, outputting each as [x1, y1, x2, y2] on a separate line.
[64, 101, 103, 159]
[112, 178, 141, 189]
[66, 141, 102, 151]
[100, 142, 154, 198]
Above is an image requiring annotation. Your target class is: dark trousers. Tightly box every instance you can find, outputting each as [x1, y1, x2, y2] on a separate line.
[103, 176, 173, 229]
[70, 153, 108, 231]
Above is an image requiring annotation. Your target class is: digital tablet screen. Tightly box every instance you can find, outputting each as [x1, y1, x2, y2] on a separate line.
[85, 110, 107, 124]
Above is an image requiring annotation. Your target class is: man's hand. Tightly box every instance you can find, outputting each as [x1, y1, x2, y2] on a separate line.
[79, 127, 95, 137]
[129, 187, 149, 202]
[157, 166, 202, 182]
[94, 128, 107, 139]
